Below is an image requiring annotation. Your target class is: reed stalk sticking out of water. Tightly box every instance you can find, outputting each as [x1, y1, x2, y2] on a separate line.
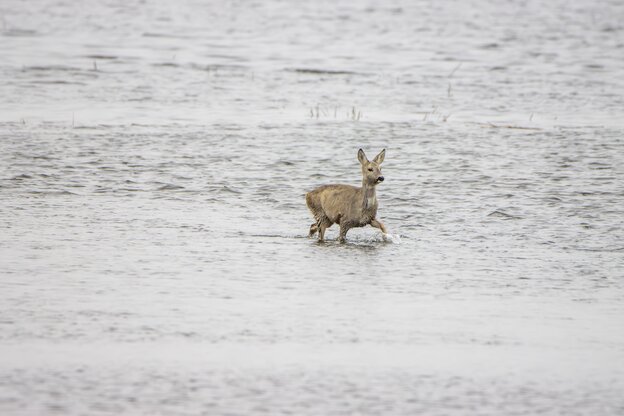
[308, 105, 362, 121]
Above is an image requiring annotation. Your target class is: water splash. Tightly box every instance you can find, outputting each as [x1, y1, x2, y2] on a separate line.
[384, 233, 402, 244]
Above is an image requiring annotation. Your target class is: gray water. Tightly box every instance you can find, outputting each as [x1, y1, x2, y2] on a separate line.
[1, 0, 624, 414]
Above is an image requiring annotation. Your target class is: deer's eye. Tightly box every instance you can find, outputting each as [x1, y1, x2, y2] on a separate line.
[367, 168, 373, 172]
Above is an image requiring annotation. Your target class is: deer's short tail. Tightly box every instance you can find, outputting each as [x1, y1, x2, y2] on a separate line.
[305, 191, 318, 215]
[306, 191, 324, 223]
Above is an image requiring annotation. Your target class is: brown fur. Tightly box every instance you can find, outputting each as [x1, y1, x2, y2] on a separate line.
[306, 149, 388, 242]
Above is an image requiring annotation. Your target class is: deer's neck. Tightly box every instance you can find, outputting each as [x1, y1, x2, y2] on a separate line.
[361, 182, 377, 211]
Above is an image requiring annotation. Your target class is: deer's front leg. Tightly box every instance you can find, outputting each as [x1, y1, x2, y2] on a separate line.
[338, 224, 350, 243]
[370, 218, 388, 240]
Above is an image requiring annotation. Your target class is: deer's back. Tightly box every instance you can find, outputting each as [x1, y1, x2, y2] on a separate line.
[306, 184, 361, 223]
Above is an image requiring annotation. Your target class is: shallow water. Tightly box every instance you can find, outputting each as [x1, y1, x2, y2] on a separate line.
[1, 0, 624, 415]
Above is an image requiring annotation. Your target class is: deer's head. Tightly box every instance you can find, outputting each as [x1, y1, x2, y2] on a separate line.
[358, 148, 385, 186]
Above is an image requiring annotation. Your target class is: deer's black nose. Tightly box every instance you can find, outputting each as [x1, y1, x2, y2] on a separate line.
[377, 176, 384, 182]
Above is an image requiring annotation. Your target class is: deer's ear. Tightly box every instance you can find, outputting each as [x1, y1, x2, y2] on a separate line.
[373, 149, 386, 164]
[357, 149, 368, 165]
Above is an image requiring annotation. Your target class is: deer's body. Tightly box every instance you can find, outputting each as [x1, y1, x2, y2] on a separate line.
[306, 149, 388, 242]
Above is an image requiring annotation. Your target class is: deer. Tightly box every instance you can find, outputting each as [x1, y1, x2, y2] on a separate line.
[306, 148, 388, 242]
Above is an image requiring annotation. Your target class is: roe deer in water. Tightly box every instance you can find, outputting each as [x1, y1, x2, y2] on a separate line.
[306, 148, 388, 242]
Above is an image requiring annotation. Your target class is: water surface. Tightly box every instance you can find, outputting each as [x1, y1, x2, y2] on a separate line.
[1, 0, 623, 414]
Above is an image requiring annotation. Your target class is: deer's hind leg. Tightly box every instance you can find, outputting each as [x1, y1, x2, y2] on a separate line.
[318, 218, 332, 242]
